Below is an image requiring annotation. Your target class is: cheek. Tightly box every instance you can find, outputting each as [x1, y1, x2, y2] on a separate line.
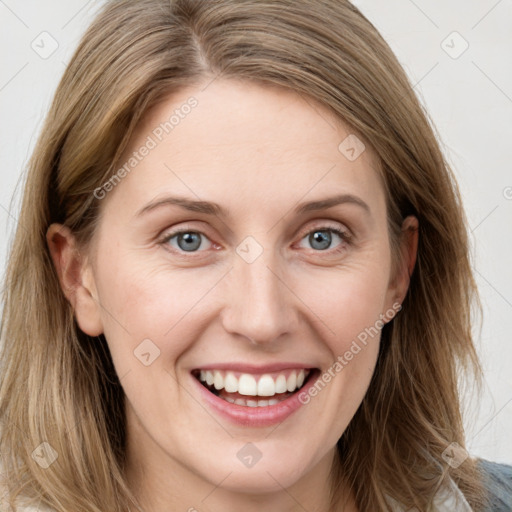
[94, 253, 220, 370]
[294, 260, 391, 354]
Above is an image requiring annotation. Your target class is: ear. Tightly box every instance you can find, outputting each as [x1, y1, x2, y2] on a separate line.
[46, 223, 104, 336]
[384, 215, 419, 313]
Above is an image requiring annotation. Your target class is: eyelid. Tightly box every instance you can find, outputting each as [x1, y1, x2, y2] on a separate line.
[158, 219, 353, 255]
[296, 220, 352, 241]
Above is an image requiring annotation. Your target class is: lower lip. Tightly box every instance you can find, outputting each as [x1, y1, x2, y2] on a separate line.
[192, 371, 319, 427]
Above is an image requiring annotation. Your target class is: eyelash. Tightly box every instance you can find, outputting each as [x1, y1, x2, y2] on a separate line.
[158, 223, 352, 257]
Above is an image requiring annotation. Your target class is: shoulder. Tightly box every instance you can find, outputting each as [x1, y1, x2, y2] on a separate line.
[0, 495, 55, 512]
[0, 492, 55, 512]
[386, 458, 512, 512]
[477, 458, 512, 512]
[0, 495, 53, 512]
[0, 474, 54, 512]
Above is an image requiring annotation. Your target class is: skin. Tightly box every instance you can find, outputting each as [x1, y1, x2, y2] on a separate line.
[47, 78, 418, 512]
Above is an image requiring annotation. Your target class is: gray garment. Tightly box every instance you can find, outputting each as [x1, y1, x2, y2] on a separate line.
[478, 458, 512, 511]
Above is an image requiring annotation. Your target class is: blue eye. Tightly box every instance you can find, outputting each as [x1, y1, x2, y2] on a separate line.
[298, 227, 349, 252]
[162, 231, 212, 252]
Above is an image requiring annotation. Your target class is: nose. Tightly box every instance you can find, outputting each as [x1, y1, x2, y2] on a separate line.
[220, 243, 298, 346]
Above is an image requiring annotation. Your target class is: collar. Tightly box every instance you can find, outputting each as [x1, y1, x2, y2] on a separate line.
[386, 477, 473, 511]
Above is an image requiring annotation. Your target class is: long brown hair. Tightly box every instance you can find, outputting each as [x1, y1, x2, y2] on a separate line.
[0, 0, 488, 510]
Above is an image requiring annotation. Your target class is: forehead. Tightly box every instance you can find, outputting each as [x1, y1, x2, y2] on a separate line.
[107, 78, 386, 219]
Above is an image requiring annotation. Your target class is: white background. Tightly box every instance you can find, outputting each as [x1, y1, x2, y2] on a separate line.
[0, 1, 511, 464]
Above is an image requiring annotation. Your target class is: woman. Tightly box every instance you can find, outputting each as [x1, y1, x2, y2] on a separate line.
[0, 0, 510, 511]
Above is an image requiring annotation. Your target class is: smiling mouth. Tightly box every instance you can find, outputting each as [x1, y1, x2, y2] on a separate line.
[192, 368, 316, 407]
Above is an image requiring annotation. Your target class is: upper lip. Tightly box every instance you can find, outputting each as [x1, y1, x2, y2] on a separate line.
[192, 362, 316, 373]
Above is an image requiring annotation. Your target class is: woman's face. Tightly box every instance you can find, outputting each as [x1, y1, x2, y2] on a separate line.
[53, 79, 415, 505]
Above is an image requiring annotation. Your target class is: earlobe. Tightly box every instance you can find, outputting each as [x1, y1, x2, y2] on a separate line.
[46, 223, 104, 336]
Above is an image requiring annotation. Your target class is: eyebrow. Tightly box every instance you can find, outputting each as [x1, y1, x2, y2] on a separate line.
[135, 193, 370, 218]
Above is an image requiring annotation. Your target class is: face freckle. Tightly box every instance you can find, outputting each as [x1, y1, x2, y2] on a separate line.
[84, 78, 404, 503]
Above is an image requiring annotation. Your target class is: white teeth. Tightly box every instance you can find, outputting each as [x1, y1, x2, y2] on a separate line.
[297, 369, 305, 388]
[275, 374, 287, 394]
[224, 396, 287, 407]
[257, 375, 276, 396]
[286, 372, 297, 392]
[197, 369, 310, 398]
[213, 371, 224, 390]
[238, 374, 258, 396]
[224, 372, 238, 393]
